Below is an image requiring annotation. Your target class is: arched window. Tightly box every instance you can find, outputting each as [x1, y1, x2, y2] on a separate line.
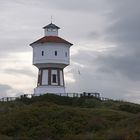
[47, 28, 51, 31]
[52, 29, 56, 32]
[42, 51, 44, 56]
[55, 51, 57, 56]
[65, 52, 68, 57]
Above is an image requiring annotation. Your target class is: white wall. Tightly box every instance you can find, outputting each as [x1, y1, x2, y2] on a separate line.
[42, 70, 48, 85]
[32, 43, 70, 68]
[60, 70, 64, 86]
[34, 86, 65, 95]
[44, 29, 58, 36]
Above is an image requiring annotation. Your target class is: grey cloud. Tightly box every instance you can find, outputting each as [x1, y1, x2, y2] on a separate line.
[88, 31, 100, 40]
[92, 0, 140, 81]
[0, 39, 31, 54]
[105, 16, 140, 46]
[0, 2, 42, 57]
[67, 56, 131, 100]
[72, 50, 97, 66]
[45, 0, 108, 12]
[0, 84, 12, 97]
[95, 53, 140, 81]
[68, 49, 140, 103]
[4, 68, 36, 78]
[104, 0, 140, 49]
[0, 84, 24, 98]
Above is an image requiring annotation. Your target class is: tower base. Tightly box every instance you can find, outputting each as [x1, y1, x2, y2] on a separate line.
[34, 86, 66, 96]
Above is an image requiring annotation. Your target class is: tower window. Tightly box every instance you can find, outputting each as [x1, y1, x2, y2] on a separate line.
[42, 51, 44, 56]
[52, 74, 57, 83]
[65, 52, 68, 57]
[47, 28, 51, 31]
[55, 51, 57, 56]
[52, 29, 56, 31]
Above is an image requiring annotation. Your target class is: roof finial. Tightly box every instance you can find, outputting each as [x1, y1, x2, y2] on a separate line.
[51, 16, 53, 23]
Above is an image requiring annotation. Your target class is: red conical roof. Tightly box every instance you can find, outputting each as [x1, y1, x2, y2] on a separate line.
[30, 36, 73, 46]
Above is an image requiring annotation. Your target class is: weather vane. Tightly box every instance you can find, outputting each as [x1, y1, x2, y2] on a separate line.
[51, 16, 53, 23]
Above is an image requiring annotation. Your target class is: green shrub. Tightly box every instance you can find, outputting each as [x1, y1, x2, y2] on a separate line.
[0, 94, 140, 140]
[119, 104, 140, 114]
[107, 129, 127, 140]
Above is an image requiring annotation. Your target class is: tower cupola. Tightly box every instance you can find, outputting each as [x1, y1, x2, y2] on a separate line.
[43, 23, 60, 36]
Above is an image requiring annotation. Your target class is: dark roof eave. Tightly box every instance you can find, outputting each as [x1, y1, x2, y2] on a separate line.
[30, 42, 73, 46]
[43, 23, 60, 29]
[29, 41, 73, 46]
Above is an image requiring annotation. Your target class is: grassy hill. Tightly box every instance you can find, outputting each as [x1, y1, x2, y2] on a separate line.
[0, 94, 140, 140]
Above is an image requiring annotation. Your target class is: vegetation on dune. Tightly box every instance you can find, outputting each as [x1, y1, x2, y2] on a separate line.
[0, 94, 140, 140]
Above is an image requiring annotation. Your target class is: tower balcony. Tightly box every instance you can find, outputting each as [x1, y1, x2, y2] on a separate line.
[33, 61, 69, 69]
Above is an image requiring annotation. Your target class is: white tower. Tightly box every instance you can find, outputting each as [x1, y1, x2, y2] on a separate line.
[30, 23, 73, 95]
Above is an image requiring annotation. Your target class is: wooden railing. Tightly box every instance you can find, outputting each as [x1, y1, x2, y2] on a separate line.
[0, 92, 113, 102]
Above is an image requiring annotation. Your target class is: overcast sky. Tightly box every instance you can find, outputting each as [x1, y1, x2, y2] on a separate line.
[0, 0, 140, 103]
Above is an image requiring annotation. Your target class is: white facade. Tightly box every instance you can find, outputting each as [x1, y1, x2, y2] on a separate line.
[42, 70, 48, 85]
[32, 43, 70, 68]
[34, 86, 65, 95]
[44, 28, 58, 36]
[30, 23, 72, 96]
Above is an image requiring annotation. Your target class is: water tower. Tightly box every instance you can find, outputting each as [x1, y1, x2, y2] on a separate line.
[30, 23, 73, 95]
